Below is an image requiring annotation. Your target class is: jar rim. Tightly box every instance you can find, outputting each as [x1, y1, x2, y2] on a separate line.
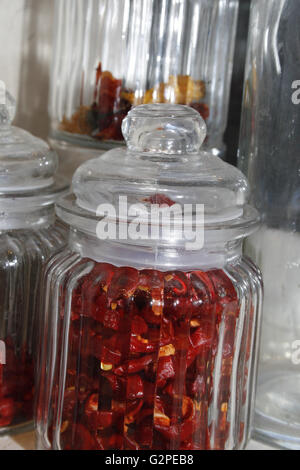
[0, 176, 68, 204]
[56, 193, 260, 250]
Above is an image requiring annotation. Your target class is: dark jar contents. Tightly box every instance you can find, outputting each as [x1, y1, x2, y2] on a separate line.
[0, 226, 66, 432]
[0, 339, 34, 428]
[60, 63, 209, 142]
[38, 261, 255, 450]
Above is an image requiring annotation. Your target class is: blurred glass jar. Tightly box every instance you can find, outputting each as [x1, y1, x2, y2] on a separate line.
[238, 0, 300, 449]
[0, 93, 68, 435]
[49, 0, 239, 155]
[36, 104, 262, 450]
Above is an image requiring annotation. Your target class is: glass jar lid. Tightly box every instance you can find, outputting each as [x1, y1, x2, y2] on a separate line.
[57, 104, 259, 246]
[0, 91, 68, 208]
[0, 91, 58, 192]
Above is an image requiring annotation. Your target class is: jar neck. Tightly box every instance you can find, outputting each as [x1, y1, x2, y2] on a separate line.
[69, 228, 243, 271]
[0, 205, 55, 231]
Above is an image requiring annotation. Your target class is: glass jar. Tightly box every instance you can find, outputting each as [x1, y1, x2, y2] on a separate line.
[49, 0, 238, 156]
[0, 93, 68, 434]
[36, 104, 262, 450]
[238, 0, 300, 450]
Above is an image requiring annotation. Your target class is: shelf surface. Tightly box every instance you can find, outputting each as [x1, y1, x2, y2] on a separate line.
[0, 432, 273, 450]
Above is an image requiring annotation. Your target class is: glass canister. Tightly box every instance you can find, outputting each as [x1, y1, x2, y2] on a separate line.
[36, 104, 263, 450]
[238, 0, 300, 449]
[0, 93, 68, 434]
[49, 0, 239, 156]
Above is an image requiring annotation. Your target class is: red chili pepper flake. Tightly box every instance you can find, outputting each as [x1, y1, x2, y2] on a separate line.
[0, 398, 14, 427]
[45, 264, 247, 450]
[131, 315, 148, 336]
[108, 267, 139, 301]
[84, 394, 114, 431]
[115, 355, 154, 376]
[189, 102, 210, 121]
[63, 423, 97, 450]
[127, 375, 144, 400]
[100, 341, 122, 366]
[156, 356, 176, 388]
[143, 194, 175, 207]
[0, 338, 34, 430]
[130, 335, 157, 354]
[102, 307, 123, 331]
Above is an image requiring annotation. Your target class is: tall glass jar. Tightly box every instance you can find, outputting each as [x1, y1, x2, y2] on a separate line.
[238, 0, 300, 450]
[49, 0, 238, 156]
[36, 104, 262, 450]
[0, 93, 68, 434]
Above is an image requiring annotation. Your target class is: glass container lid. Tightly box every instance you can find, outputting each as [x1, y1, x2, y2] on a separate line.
[57, 104, 259, 248]
[0, 91, 68, 207]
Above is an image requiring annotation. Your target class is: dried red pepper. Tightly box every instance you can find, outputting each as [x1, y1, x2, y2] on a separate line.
[60, 63, 210, 143]
[44, 262, 249, 450]
[0, 338, 34, 430]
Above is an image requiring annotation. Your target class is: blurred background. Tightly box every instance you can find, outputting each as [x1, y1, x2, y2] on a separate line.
[0, 0, 251, 167]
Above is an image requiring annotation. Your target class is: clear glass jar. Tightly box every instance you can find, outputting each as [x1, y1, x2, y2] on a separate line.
[49, 0, 238, 156]
[0, 93, 68, 434]
[36, 104, 262, 450]
[238, 0, 300, 450]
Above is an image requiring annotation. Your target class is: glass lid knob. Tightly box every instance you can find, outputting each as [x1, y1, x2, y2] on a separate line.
[122, 104, 207, 155]
[0, 90, 16, 127]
